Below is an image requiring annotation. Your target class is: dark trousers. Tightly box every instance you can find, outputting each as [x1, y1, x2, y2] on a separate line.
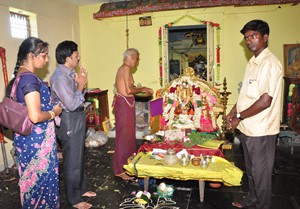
[239, 133, 276, 209]
[56, 110, 87, 205]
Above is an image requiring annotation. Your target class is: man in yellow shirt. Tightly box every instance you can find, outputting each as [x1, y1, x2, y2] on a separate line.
[226, 20, 282, 209]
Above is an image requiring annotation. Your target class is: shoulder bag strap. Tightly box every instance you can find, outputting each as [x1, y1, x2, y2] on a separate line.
[10, 71, 38, 101]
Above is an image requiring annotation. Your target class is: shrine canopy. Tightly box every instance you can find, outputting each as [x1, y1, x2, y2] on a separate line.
[93, 0, 300, 19]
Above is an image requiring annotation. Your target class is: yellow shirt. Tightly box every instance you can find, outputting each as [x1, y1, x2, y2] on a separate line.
[237, 48, 282, 136]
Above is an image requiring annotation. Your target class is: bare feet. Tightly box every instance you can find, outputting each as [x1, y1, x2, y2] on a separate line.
[232, 202, 245, 208]
[82, 191, 97, 197]
[116, 173, 134, 180]
[73, 202, 92, 209]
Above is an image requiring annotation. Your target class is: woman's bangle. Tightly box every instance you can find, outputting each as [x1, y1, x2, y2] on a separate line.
[48, 111, 55, 120]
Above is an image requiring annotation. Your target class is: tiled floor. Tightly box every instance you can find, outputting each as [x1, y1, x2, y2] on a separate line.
[0, 137, 299, 209]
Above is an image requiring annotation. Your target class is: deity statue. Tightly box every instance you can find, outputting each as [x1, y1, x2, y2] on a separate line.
[175, 80, 194, 116]
[171, 80, 196, 129]
[199, 94, 217, 132]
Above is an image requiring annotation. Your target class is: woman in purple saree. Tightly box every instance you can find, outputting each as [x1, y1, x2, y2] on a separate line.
[6, 37, 62, 208]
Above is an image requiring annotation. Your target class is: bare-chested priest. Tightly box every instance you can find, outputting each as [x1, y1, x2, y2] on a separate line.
[113, 48, 153, 180]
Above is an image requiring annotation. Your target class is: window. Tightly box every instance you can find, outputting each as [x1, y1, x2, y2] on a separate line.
[9, 8, 37, 39]
[10, 12, 30, 39]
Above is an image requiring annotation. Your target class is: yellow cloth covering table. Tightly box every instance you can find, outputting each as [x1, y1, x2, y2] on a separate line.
[124, 152, 243, 202]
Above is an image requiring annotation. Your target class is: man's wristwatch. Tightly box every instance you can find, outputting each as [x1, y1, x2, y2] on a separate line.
[236, 112, 244, 120]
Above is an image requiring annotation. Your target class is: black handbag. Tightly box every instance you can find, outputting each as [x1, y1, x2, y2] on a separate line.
[0, 73, 34, 135]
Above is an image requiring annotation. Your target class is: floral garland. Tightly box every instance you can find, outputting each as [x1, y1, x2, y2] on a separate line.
[158, 27, 163, 87]
[216, 26, 221, 84]
[158, 15, 221, 86]
[162, 75, 217, 129]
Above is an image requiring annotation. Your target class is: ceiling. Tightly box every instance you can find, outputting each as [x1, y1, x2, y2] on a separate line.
[63, 0, 126, 6]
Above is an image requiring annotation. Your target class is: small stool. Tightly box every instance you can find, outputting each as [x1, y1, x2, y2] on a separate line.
[278, 130, 297, 154]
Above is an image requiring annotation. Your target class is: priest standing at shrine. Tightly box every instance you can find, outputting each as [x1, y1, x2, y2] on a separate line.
[113, 48, 153, 180]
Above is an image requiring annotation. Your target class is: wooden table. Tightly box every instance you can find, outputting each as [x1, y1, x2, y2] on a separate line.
[124, 152, 243, 202]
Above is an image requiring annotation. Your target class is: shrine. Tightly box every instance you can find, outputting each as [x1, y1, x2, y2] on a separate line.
[148, 67, 229, 142]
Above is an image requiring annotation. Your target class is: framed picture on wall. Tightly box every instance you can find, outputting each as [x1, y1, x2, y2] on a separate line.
[284, 44, 300, 78]
[139, 16, 152, 27]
